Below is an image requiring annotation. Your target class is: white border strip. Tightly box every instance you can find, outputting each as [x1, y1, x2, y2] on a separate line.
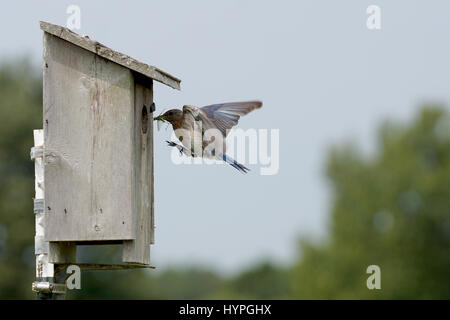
[33, 129, 54, 278]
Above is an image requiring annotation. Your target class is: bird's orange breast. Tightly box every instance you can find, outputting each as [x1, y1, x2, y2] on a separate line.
[171, 118, 183, 130]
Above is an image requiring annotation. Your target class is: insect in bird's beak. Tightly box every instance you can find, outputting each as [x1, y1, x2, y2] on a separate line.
[154, 112, 167, 131]
[153, 115, 165, 122]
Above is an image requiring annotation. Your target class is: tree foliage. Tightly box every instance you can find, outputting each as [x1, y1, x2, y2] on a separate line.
[0, 58, 42, 299]
[291, 107, 450, 299]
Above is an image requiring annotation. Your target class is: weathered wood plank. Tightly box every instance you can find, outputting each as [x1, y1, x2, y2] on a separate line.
[48, 242, 77, 264]
[43, 32, 135, 242]
[122, 81, 153, 264]
[145, 85, 155, 247]
[40, 21, 181, 90]
[149, 88, 155, 245]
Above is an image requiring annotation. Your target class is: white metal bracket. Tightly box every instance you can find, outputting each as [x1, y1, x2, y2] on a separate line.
[32, 281, 66, 295]
[30, 146, 44, 160]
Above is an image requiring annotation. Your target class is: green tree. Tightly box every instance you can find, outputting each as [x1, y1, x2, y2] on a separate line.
[214, 261, 291, 299]
[68, 265, 224, 299]
[291, 107, 450, 299]
[0, 58, 42, 299]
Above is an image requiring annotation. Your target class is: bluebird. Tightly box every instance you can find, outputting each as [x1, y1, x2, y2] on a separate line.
[154, 101, 262, 173]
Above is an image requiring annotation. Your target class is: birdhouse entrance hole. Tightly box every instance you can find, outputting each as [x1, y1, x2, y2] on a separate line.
[142, 105, 149, 134]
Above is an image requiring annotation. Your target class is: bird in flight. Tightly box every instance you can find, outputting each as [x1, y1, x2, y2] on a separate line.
[154, 101, 262, 173]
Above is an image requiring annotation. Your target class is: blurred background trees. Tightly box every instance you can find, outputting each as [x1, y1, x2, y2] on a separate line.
[291, 107, 450, 299]
[0, 59, 448, 299]
[0, 58, 41, 299]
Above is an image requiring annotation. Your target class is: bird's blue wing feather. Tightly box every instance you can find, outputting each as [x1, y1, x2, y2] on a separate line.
[200, 101, 262, 136]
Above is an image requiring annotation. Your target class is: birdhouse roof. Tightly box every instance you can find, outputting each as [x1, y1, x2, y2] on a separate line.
[40, 21, 181, 90]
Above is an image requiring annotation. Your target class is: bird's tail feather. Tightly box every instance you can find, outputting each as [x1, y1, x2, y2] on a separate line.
[221, 154, 250, 174]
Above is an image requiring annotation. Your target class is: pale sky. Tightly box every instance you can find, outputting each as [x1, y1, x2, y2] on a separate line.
[2, 1, 450, 274]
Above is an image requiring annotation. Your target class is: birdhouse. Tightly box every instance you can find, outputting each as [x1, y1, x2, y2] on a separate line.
[39, 21, 180, 266]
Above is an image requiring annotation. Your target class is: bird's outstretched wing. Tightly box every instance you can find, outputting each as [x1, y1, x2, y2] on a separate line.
[199, 101, 262, 136]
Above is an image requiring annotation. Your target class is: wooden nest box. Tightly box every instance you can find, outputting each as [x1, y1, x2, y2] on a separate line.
[40, 21, 180, 266]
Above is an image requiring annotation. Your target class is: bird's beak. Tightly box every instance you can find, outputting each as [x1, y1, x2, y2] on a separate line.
[153, 115, 166, 122]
